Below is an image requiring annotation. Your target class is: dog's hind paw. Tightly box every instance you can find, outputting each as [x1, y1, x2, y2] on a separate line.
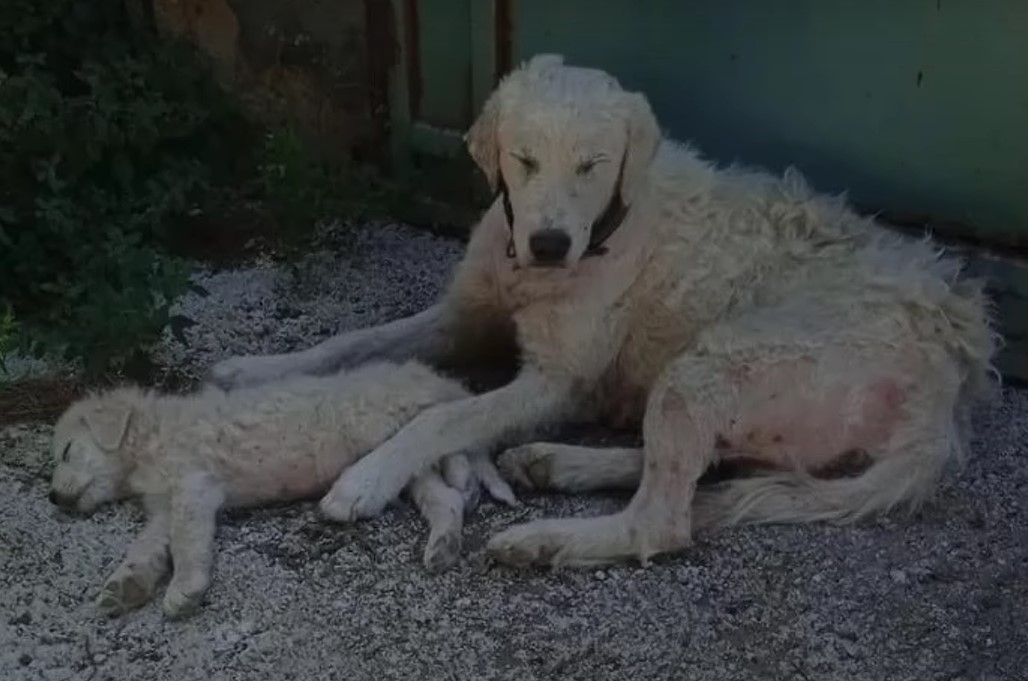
[497, 445, 555, 490]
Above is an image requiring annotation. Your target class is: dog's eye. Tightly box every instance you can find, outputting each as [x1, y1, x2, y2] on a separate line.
[512, 153, 538, 175]
[60, 442, 71, 462]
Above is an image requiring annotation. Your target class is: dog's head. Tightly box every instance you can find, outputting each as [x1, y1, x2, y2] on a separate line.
[49, 390, 137, 514]
[466, 54, 661, 269]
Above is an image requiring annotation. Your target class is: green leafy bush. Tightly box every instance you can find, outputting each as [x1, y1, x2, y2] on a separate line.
[0, 0, 237, 376]
[0, 305, 17, 378]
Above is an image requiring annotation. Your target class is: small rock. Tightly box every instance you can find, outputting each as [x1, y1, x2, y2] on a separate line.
[18, 653, 32, 666]
[9, 610, 31, 626]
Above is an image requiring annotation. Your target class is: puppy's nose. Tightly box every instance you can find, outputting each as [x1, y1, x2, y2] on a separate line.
[49, 489, 74, 508]
[528, 228, 571, 263]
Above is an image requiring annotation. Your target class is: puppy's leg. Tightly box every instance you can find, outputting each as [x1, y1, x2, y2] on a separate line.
[408, 469, 465, 573]
[468, 449, 519, 507]
[163, 474, 225, 619]
[441, 451, 519, 511]
[319, 369, 567, 522]
[498, 444, 643, 493]
[97, 503, 171, 617]
[440, 453, 477, 510]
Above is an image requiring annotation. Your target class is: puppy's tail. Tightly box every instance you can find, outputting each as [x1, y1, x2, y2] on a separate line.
[692, 430, 955, 531]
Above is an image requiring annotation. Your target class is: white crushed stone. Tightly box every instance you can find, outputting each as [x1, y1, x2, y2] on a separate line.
[2, 220, 1026, 680]
[151, 221, 464, 382]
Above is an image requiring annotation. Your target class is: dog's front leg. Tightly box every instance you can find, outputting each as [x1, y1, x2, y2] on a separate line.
[162, 474, 225, 619]
[96, 501, 171, 617]
[319, 369, 571, 522]
[208, 304, 454, 389]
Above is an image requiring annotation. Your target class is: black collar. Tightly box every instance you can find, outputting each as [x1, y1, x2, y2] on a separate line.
[498, 151, 629, 260]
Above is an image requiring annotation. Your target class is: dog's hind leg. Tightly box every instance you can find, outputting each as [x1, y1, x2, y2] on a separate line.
[97, 503, 171, 617]
[498, 443, 643, 492]
[163, 473, 225, 619]
[486, 357, 730, 567]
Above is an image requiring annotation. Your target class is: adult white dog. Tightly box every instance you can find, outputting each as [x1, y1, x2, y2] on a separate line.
[209, 54, 996, 568]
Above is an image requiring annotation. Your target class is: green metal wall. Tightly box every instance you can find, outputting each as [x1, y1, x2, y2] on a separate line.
[514, 0, 1028, 245]
[384, 0, 1028, 379]
[393, 0, 1028, 246]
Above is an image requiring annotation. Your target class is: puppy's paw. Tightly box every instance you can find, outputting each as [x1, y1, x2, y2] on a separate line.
[96, 571, 155, 617]
[422, 530, 461, 574]
[161, 576, 209, 620]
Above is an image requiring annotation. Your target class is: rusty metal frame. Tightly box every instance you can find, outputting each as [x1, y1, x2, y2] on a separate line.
[366, 0, 515, 164]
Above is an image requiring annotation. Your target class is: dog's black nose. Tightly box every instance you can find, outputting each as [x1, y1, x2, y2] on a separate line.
[528, 229, 571, 263]
[48, 490, 60, 506]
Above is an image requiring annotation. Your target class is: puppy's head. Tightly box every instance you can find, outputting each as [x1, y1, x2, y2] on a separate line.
[466, 54, 661, 269]
[49, 389, 138, 514]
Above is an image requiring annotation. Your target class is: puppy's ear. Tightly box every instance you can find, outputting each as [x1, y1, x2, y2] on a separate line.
[620, 92, 661, 205]
[83, 404, 132, 451]
[465, 90, 502, 191]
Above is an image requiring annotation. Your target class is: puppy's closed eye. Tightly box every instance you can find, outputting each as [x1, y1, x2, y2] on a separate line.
[60, 442, 71, 462]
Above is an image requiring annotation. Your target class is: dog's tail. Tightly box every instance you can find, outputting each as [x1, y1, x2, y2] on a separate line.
[692, 423, 959, 531]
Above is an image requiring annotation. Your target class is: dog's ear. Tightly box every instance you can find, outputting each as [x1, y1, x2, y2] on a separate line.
[82, 403, 132, 451]
[465, 91, 502, 191]
[621, 91, 661, 205]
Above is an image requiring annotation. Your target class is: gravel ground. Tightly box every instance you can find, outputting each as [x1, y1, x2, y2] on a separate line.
[2, 222, 1026, 681]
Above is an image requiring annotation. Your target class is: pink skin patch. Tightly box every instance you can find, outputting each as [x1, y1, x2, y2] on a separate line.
[719, 368, 908, 472]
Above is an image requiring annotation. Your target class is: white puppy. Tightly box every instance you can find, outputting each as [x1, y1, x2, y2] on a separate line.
[48, 360, 516, 619]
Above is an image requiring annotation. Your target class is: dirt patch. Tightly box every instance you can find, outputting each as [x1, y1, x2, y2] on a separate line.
[0, 378, 86, 427]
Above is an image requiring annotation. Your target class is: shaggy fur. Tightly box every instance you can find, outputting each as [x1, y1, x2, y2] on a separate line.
[48, 361, 516, 618]
[208, 54, 997, 568]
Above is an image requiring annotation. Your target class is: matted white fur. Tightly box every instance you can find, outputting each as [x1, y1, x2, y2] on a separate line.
[209, 54, 998, 569]
[48, 360, 516, 618]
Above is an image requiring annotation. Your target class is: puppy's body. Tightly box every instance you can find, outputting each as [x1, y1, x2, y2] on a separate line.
[49, 360, 513, 618]
[111, 362, 468, 506]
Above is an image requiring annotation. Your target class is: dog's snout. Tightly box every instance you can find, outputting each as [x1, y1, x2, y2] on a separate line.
[528, 228, 571, 263]
[48, 490, 60, 506]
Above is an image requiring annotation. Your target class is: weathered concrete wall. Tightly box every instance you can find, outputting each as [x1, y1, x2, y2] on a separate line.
[151, 0, 374, 160]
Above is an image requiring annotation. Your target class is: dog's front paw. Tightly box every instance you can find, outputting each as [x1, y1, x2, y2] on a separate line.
[96, 571, 155, 617]
[318, 463, 394, 523]
[207, 355, 287, 391]
[161, 575, 209, 619]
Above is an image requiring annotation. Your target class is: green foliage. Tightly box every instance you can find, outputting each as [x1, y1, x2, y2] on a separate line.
[0, 305, 17, 378]
[255, 127, 393, 257]
[0, 0, 237, 376]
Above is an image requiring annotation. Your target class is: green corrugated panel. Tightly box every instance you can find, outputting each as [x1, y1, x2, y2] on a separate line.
[510, 0, 1028, 244]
